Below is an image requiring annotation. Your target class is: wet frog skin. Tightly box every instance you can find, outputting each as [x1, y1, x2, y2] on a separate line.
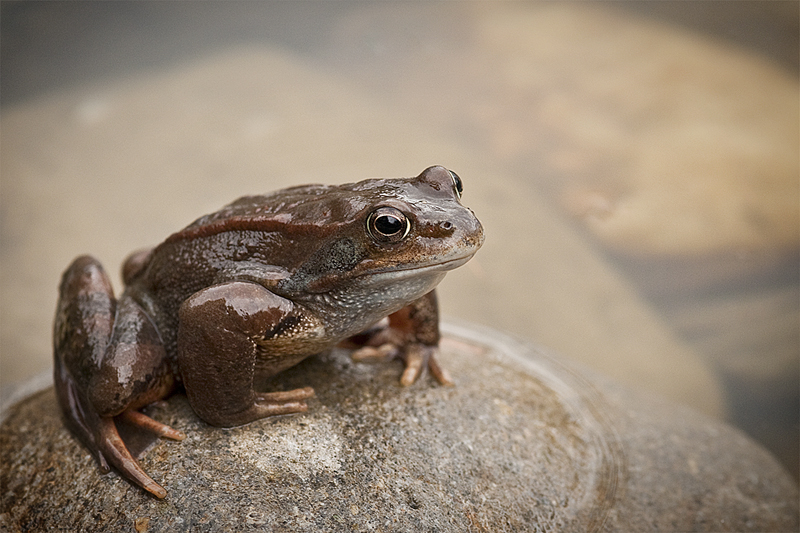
[53, 166, 483, 498]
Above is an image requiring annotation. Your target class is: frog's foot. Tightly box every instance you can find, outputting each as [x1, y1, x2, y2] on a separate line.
[352, 342, 453, 387]
[55, 353, 173, 499]
[401, 344, 453, 387]
[196, 386, 315, 427]
[255, 387, 315, 416]
[94, 416, 170, 499]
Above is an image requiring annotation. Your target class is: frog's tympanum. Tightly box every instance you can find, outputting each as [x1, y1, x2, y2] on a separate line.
[53, 166, 483, 498]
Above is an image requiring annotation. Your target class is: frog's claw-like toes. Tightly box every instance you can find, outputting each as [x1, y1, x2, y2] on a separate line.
[426, 351, 454, 387]
[55, 358, 171, 499]
[400, 343, 454, 387]
[96, 416, 168, 499]
[254, 387, 316, 417]
[399, 344, 454, 387]
[262, 386, 315, 402]
[399, 346, 425, 386]
[350, 340, 453, 387]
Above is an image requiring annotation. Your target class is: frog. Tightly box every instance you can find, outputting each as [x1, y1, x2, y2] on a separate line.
[53, 165, 483, 499]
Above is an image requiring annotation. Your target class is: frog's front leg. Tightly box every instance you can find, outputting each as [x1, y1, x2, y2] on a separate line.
[54, 256, 182, 499]
[348, 290, 453, 386]
[177, 281, 315, 428]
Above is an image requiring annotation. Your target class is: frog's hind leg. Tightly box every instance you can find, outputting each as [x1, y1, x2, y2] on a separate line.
[54, 256, 117, 467]
[53, 256, 177, 499]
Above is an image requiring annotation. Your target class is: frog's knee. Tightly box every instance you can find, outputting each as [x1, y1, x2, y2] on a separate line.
[121, 248, 153, 285]
[88, 296, 169, 416]
[54, 255, 115, 389]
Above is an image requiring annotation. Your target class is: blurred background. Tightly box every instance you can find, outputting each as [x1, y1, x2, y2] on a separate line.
[1, 2, 797, 481]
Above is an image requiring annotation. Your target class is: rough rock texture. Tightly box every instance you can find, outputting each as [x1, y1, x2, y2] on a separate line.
[1, 323, 797, 532]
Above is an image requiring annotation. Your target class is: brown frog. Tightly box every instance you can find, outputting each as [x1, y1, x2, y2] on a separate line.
[53, 166, 483, 498]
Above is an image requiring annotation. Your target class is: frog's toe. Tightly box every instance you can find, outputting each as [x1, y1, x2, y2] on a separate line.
[260, 386, 315, 402]
[253, 387, 315, 417]
[351, 343, 399, 362]
[399, 346, 425, 386]
[351, 342, 453, 387]
[426, 352, 454, 387]
[54, 359, 169, 498]
[119, 409, 186, 441]
[399, 345, 454, 387]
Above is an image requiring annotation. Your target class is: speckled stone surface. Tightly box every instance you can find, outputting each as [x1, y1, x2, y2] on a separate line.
[1, 323, 797, 532]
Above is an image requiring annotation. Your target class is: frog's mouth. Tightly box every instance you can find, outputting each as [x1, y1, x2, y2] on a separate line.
[361, 253, 476, 283]
[294, 251, 477, 296]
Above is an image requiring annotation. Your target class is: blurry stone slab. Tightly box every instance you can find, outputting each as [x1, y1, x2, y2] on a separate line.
[1, 322, 796, 532]
[278, 0, 800, 475]
[472, 3, 798, 256]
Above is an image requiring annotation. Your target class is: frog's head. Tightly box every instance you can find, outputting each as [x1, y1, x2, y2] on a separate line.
[279, 166, 484, 299]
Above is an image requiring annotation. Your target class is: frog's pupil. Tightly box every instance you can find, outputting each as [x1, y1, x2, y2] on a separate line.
[376, 215, 402, 235]
[367, 206, 409, 243]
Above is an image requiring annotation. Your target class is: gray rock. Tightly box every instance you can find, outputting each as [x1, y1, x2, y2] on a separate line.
[1, 322, 797, 532]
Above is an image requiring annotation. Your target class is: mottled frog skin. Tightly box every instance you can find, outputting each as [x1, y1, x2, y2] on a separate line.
[53, 166, 483, 498]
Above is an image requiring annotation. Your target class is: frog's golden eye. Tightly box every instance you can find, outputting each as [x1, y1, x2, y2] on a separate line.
[367, 207, 411, 244]
[449, 170, 463, 199]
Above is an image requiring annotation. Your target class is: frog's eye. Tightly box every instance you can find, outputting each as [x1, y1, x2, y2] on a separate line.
[367, 207, 411, 244]
[449, 170, 463, 199]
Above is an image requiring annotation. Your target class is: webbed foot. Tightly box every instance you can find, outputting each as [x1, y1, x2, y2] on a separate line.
[56, 358, 181, 499]
[351, 340, 453, 386]
[347, 291, 453, 387]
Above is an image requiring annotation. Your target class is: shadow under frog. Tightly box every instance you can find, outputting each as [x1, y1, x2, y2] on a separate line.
[52, 166, 484, 498]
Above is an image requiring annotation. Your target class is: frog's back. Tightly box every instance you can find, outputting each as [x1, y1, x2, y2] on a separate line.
[124, 184, 363, 354]
[169, 184, 370, 243]
[164, 178, 421, 245]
